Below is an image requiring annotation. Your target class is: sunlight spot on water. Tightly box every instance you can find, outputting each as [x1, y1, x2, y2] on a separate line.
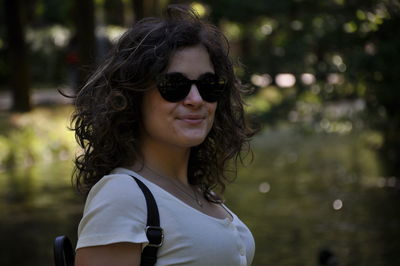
[333, 199, 343, 210]
[259, 182, 271, 193]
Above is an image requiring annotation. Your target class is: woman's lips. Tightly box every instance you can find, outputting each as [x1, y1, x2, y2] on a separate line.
[178, 115, 205, 125]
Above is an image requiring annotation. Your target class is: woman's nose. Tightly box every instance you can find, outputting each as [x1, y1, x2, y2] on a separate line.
[183, 84, 204, 106]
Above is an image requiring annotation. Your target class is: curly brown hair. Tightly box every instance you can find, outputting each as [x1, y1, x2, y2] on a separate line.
[71, 4, 257, 202]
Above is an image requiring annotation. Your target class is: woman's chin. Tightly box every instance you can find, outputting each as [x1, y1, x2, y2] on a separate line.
[184, 139, 206, 148]
[173, 128, 210, 147]
[177, 135, 207, 148]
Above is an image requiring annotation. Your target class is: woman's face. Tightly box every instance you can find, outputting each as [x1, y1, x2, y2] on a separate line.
[140, 44, 217, 149]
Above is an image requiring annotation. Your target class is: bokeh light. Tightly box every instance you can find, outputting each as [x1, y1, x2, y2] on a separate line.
[276, 73, 296, 88]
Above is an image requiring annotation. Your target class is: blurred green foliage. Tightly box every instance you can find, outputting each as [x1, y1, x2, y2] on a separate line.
[0, 106, 76, 170]
[0, 0, 72, 88]
[202, 0, 400, 177]
[202, 0, 398, 109]
[0, 0, 398, 173]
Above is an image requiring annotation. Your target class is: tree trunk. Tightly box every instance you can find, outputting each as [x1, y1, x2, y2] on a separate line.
[132, 0, 166, 23]
[152, 0, 161, 17]
[380, 113, 400, 178]
[132, 0, 145, 22]
[105, 0, 125, 26]
[4, 0, 31, 112]
[72, 0, 96, 92]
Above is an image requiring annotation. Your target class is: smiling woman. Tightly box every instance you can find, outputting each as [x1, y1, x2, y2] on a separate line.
[141, 45, 218, 150]
[71, 4, 257, 266]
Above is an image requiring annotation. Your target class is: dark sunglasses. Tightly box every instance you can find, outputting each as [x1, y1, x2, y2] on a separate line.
[156, 72, 226, 102]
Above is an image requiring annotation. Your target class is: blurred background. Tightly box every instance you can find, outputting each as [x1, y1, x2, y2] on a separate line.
[1, 0, 400, 265]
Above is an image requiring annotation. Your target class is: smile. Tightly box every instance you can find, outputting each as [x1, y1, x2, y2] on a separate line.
[177, 115, 205, 125]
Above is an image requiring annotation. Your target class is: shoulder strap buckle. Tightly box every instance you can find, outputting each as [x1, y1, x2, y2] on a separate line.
[146, 226, 164, 247]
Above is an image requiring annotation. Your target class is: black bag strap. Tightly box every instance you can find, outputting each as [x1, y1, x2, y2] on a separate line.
[130, 175, 163, 266]
[54, 235, 74, 266]
[53, 175, 163, 266]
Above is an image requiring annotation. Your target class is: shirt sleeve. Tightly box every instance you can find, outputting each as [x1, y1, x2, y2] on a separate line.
[76, 174, 149, 250]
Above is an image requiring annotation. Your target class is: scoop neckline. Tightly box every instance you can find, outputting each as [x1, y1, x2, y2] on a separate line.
[113, 167, 235, 223]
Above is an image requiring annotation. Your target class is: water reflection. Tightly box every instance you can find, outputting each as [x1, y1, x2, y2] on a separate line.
[1, 131, 400, 266]
[225, 130, 400, 266]
[332, 199, 343, 210]
[0, 161, 82, 266]
[259, 182, 271, 194]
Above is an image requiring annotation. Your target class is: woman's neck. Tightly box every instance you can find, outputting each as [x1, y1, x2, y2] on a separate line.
[134, 138, 191, 185]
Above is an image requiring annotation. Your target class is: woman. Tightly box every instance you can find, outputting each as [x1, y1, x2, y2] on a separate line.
[73, 5, 257, 266]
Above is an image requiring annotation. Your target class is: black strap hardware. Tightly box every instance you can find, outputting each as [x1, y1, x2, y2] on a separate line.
[146, 226, 164, 247]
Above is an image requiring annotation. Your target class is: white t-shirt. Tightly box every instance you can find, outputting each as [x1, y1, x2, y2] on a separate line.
[77, 167, 255, 266]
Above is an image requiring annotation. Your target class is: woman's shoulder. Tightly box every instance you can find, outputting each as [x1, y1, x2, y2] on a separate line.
[77, 171, 150, 250]
[84, 170, 147, 210]
[89, 172, 135, 194]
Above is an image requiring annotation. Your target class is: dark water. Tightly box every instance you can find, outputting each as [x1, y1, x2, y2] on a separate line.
[1, 130, 399, 266]
[225, 130, 400, 266]
[0, 161, 82, 266]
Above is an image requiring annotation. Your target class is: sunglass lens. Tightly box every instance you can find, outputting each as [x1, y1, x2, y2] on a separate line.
[197, 74, 226, 102]
[157, 73, 190, 102]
